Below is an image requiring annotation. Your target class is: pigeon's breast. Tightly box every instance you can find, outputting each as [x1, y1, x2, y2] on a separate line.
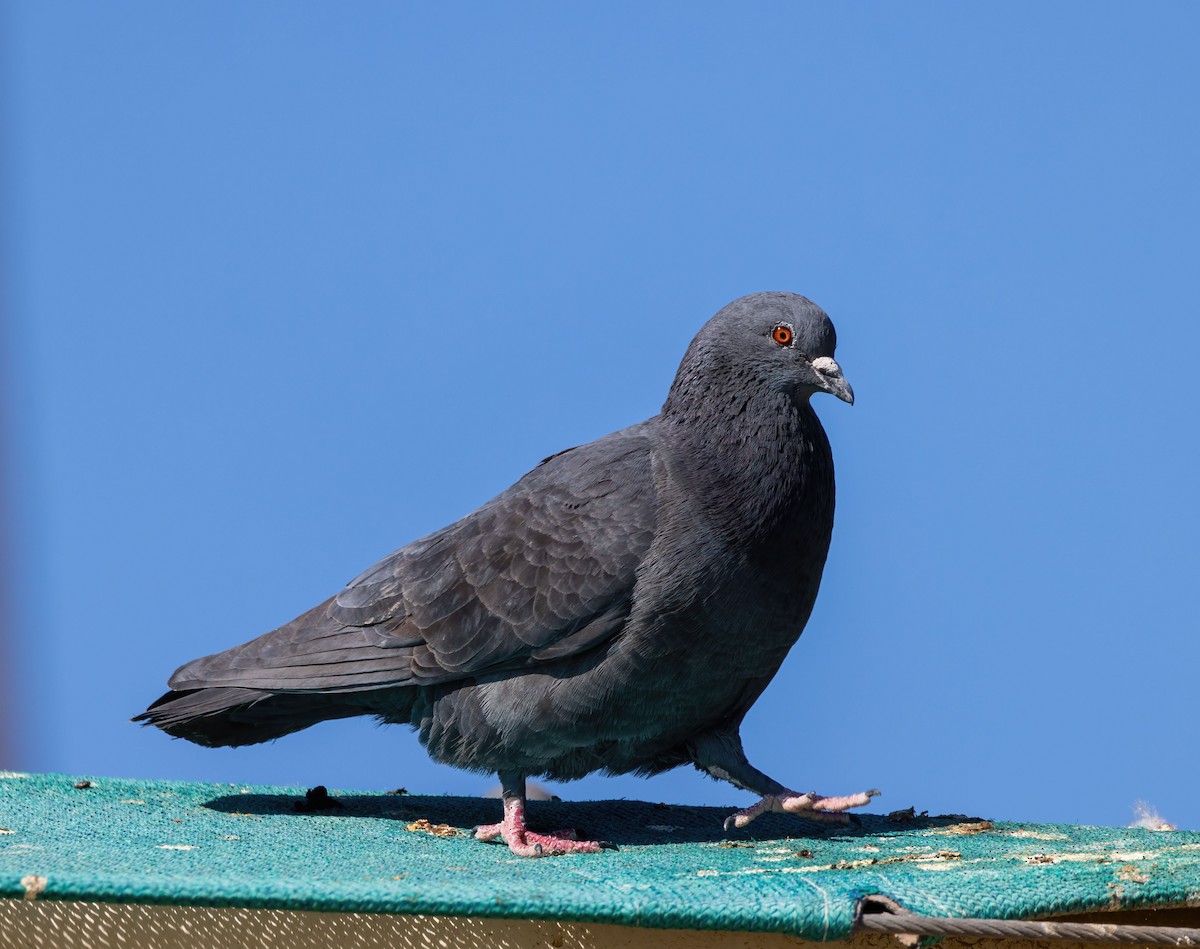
[639, 413, 837, 709]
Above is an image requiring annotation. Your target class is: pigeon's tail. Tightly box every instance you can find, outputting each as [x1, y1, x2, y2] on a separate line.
[133, 687, 376, 748]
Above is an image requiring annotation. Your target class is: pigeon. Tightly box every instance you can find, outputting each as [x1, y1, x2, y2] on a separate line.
[136, 291, 874, 857]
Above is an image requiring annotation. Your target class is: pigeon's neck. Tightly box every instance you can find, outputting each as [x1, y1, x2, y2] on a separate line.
[658, 377, 834, 546]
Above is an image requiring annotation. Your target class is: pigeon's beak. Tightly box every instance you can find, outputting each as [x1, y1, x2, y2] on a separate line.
[810, 356, 854, 405]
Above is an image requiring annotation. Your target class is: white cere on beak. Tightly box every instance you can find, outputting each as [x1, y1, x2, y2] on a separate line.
[810, 356, 843, 379]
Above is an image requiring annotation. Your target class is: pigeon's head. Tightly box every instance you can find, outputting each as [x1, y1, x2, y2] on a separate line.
[669, 292, 854, 407]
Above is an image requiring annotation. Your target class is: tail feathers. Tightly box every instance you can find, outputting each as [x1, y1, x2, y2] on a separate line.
[133, 687, 369, 748]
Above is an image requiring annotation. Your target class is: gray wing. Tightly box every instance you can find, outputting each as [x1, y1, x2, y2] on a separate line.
[168, 427, 657, 693]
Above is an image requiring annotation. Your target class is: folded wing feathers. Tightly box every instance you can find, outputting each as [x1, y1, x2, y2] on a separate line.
[165, 433, 656, 697]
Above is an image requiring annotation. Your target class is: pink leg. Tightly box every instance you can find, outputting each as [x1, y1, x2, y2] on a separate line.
[474, 795, 610, 857]
[724, 787, 880, 831]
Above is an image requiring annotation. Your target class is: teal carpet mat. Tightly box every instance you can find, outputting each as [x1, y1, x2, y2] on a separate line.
[2, 772, 1198, 940]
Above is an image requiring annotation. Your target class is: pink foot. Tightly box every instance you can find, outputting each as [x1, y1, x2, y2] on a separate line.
[474, 799, 613, 857]
[724, 788, 880, 831]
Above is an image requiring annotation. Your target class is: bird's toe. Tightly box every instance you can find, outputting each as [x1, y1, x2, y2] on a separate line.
[473, 821, 505, 842]
[523, 830, 605, 855]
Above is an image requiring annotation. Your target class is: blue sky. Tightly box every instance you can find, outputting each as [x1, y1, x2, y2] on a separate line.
[3, 3, 1198, 830]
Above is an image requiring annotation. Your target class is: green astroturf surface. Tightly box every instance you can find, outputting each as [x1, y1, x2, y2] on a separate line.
[3, 772, 1199, 940]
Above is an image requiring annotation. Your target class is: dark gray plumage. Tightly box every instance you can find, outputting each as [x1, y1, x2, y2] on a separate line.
[137, 291, 872, 856]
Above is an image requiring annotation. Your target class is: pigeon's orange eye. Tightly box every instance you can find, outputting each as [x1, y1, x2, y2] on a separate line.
[772, 325, 793, 346]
